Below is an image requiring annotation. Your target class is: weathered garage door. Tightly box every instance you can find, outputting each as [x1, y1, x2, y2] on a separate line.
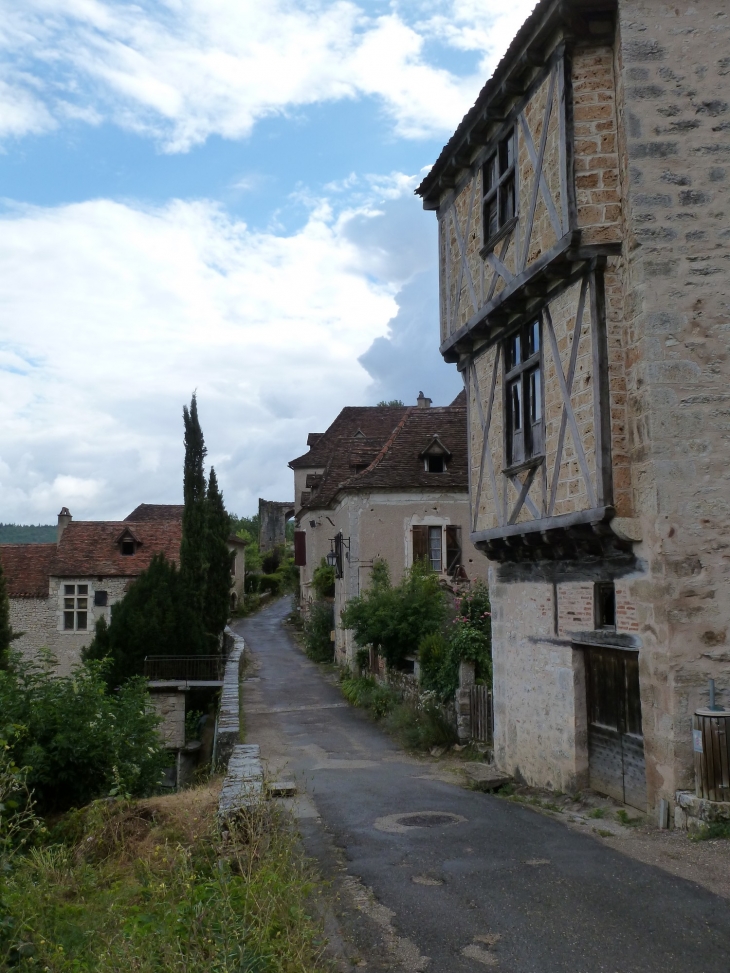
[585, 647, 646, 811]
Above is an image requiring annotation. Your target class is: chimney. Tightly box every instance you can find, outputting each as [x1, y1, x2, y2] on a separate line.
[417, 391, 432, 409]
[57, 507, 72, 544]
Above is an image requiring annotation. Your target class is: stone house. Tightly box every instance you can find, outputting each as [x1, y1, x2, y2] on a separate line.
[1, 506, 183, 674]
[289, 393, 489, 665]
[416, 0, 730, 813]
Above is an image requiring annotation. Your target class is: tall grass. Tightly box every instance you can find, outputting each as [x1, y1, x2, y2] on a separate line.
[0, 784, 328, 971]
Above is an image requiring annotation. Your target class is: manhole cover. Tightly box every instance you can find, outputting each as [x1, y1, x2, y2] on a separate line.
[374, 810, 466, 834]
[397, 813, 455, 828]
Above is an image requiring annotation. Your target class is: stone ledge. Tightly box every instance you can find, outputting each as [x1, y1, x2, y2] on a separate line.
[674, 790, 730, 831]
[218, 744, 264, 819]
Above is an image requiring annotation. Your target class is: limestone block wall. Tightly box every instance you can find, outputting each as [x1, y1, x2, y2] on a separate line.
[149, 690, 186, 749]
[10, 575, 132, 675]
[613, 0, 730, 805]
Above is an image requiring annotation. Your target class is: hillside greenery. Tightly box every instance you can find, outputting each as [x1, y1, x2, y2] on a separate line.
[0, 525, 55, 544]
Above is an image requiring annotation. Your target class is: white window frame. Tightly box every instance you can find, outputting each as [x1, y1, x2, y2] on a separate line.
[62, 582, 90, 632]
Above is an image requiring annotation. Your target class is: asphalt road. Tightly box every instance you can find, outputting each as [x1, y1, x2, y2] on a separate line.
[234, 599, 730, 973]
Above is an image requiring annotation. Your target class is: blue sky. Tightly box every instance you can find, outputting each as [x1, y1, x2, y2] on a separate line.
[0, 0, 535, 521]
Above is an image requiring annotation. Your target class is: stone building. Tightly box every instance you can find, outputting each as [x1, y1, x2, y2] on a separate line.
[289, 392, 489, 665]
[416, 0, 730, 813]
[0, 506, 183, 674]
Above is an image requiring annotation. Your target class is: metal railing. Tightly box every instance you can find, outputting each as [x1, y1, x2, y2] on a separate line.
[144, 655, 225, 682]
[470, 685, 494, 744]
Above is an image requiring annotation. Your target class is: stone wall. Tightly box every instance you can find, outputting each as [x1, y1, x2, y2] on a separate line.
[9, 575, 131, 675]
[613, 0, 730, 806]
[149, 690, 186, 749]
[258, 499, 294, 554]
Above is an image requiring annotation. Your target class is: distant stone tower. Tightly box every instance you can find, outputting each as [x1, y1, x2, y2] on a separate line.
[258, 499, 294, 553]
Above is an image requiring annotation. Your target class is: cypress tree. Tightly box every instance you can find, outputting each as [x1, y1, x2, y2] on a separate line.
[180, 393, 208, 634]
[204, 467, 233, 647]
[0, 558, 18, 669]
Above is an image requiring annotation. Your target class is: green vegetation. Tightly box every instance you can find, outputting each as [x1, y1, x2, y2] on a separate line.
[203, 468, 235, 647]
[587, 807, 607, 819]
[690, 820, 730, 841]
[615, 809, 640, 827]
[339, 674, 456, 750]
[302, 602, 334, 663]
[84, 554, 206, 685]
[418, 581, 492, 700]
[0, 558, 20, 670]
[0, 658, 167, 813]
[0, 786, 327, 972]
[376, 399, 405, 407]
[87, 393, 236, 678]
[0, 524, 55, 544]
[341, 560, 447, 670]
[311, 558, 335, 599]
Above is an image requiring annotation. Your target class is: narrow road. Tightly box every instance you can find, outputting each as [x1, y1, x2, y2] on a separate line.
[234, 599, 730, 973]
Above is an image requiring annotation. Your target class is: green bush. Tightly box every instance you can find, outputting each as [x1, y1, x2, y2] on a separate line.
[386, 697, 457, 751]
[258, 573, 282, 596]
[83, 553, 206, 687]
[303, 601, 334, 663]
[340, 675, 399, 719]
[0, 658, 168, 812]
[418, 581, 493, 701]
[341, 560, 447, 669]
[312, 559, 336, 599]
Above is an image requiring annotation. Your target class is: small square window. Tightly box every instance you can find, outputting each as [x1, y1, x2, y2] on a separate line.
[94, 590, 108, 607]
[426, 455, 445, 473]
[77, 584, 88, 595]
[121, 540, 135, 556]
[64, 584, 75, 596]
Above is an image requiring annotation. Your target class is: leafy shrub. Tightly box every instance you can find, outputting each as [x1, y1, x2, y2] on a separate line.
[258, 573, 282, 596]
[341, 560, 447, 669]
[0, 726, 45, 864]
[340, 675, 399, 719]
[355, 647, 370, 673]
[303, 601, 334, 663]
[418, 581, 492, 701]
[385, 695, 457, 751]
[312, 558, 336, 599]
[0, 658, 168, 812]
[244, 573, 260, 593]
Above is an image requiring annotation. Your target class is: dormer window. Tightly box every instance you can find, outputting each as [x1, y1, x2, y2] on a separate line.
[116, 527, 140, 556]
[420, 435, 452, 473]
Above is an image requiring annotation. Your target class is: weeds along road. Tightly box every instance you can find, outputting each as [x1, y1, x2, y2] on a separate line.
[233, 598, 730, 973]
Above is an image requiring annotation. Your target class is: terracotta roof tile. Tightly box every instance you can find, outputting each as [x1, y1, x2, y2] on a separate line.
[0, 544, 56, 597]
[125, 503, 184, 521]
[51, 520, 182, 577]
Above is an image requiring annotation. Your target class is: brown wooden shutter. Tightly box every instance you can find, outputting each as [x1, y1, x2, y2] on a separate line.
[293, 530, 306, 567]
[412, 526, 428, 564]
[445, 525, 462, 575]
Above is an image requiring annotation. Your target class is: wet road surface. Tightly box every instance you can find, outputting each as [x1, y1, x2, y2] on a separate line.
[234, 599, 730, 973]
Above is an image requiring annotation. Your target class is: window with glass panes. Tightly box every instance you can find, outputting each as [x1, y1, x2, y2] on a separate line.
[504, 319, 544, 467]
[427, 526, 442, 572]
[482, 130, 516, 245]
[63, 583, 89, 631]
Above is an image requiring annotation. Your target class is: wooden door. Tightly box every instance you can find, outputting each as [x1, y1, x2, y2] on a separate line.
[585, 648, 646, 811]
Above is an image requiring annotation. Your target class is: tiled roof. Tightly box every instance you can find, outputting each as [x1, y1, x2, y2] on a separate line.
[0, 544, 56, 597]
[289, 407, 407, 469]
[292, 399, 468, 510]
[51, 520, 183, 577]
[125, 503, 184, 521]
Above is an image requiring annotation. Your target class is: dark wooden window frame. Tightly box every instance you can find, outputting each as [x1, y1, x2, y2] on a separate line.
[481, 128, 517, 253]
[503, 317, 545, 470]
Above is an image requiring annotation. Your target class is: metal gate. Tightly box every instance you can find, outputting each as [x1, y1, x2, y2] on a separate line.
[585, 647, 646, 811]
[469, 685, 493, 744]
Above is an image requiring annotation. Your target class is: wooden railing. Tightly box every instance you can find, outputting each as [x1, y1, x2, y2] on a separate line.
[144, 655, 225, 682]
[470, 685, 494, 744]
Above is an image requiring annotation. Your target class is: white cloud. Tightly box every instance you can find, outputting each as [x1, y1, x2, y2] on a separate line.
[0, 182, 447, 521]
[1, 0, 537, 150]
[0, 78, 55, 139]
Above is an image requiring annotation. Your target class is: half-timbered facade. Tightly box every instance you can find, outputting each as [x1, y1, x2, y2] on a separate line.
[418, 0, 730, 815]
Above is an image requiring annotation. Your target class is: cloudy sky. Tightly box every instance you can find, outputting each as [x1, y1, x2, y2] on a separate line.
[0, 0, 535, 522]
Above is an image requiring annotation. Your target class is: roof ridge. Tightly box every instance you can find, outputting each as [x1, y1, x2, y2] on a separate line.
[338, 407, 414, 490]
